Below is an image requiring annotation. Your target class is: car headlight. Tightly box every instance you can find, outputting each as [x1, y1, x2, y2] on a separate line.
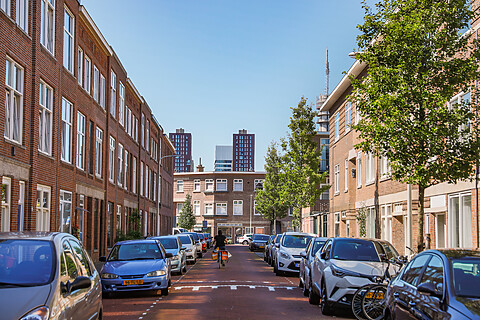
[279, 251, 290, 260]
[173, 254, 180, 260]
[147, 269, 167, 277]
[186, 248, 193, 252]
[101, 273, 119, 279]
[20, 306, 49, 320]
[330, 264, 362, 278]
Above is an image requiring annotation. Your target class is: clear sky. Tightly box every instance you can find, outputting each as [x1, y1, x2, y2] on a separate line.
[82, 0, 368, 171]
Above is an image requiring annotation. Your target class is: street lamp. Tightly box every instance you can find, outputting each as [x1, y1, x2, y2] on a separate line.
[249, 194, 253, 234]
[157, 154, 179, 236]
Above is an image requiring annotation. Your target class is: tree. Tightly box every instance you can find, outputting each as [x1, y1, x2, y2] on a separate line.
[281, 97, 330, 229]
[178, 194, 196, 230]
[255, 142, 289, 234]
[351, 0, 480, 250]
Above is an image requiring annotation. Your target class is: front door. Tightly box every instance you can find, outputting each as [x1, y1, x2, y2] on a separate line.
[435, 214, 446, 249]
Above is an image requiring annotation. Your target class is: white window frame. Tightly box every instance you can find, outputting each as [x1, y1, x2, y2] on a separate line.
[216, 179, 227, 191]
[63, 6, 74, 73]
[193, 179, 201, 192]
[36, 184, 51, 231]
[145, 165, 150, 199]
[5, 57, 24, 144]
[116, 205, 122, 232]
[205, 179, 214, 192]
[61, 98, 73, 163]
[84, 55, 91, 94]
[344, 159, 348, 192]
[146, 120, 150, 152]
[193, 200, 201, 216]
[334, 112, 340, 141]
[216, 203, 227, 216]
[334, 164, 340, 195]
[132, 156, 137, 194]
[381, 204, 392, 243]
[108, 136, 115, 182]
[233, 200, 243, 215]
[1, 177, 11, 232]
[141, 113, 145, 147]
[77, 48, 83, 86]
[0, 0, 9, 15]
[40, 0, 55, 54]
[119, 82, 125, 126]
[345, 101, 351, 133]
[233, 179, 243, 191]
[176, 180, 184, 193]
[254, 179, 264, 191]
[205, 203, 213, 215]
[59, 190, 72, 233]
[16, 0, 28, 32]
[140, 161, 144, 196]
[39, 80, 53, 155]
[366, 207, 375, 238]
[110, 70, 116, 117]
[357, 152, 362, 188]
[124, 149, 128, 190]
[366, 153, 375, 185]
[334, 212, 340, 237]
[448, 192, 472, 248]
[76, 112, 85, 170]
[380, 156, 391, 179]
[100, 73, 105, 109]
[93, 66, 99, 102]
[95, 127, 103, 177]
[117, 143, 123, 186]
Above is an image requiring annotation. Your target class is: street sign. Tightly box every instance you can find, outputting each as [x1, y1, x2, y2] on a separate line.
[203, 220, 207, 228]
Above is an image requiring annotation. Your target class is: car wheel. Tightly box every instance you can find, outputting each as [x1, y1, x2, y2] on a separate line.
[303, 279, 310, 297]
[168, 278, 172, 287]
[242, 240, 248, 245]
[308, 286, 320, 305]
[161, 287, 169, 296]
[298, 277, 303, 288]
[198, 252, 203, 258]
[274, 263, 282, 276]
[320, 282, 334, 315]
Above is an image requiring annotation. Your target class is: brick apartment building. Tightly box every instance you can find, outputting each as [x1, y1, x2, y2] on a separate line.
[320, 8, 480, 255]
[0, 0, 174, 260]
[173, 165, 294, 241]
[169, 128, 193, 173]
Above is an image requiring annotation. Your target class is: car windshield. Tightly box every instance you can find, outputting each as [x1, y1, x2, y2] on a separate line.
[274, 235, 281, 244]
[198, 234, 204, 240]
[177, 235, 192, 244]
[108, 243, 163, 261]
[331, 239, 380, 262]
[253, 235, 270, 241]
[185, 233, 199, 241]
[0, 239, 54, 286]
[312, 240, 326, 256]
[281, 235, 313, 248]
[159, 238, 178, 250]
[452, 258, 480, 298]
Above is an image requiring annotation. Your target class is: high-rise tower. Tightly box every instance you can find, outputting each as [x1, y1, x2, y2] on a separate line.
[169, 128, 193, 172]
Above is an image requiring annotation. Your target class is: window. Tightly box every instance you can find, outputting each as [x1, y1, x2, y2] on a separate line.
[84, 55, 91, 93]
[176, 203, 183, 216]
[334, 212, 340, 237]
[216, 203, 227, 215]
[36, 185, 50, 231]
[95, 127, 103, 177]
[61, 98, 73, 163]
[119, 82, 125, 126]
[140, 161, 144, 196]
[419, 255, 444, 293]
[1, 177, 11, 231]
[216, 179, 227, 191]
[59, 190, 72, 233]
[205, 179, 214, 192]
[254, 200, 260, 215]
[100, 74, 105, 109]
[366, 207, 375, 238]
[357, 152, 362, 188]
[344, 160, 348, 192]
[233, 200, 243, 215]
[135, 117, 139, 142]
[124, 150, 128, 189]
[346, 220, 350, 237]
[334, 112, 340, 140]
[38, 81, 53, 154]
[233, 179, 243, 191]
[146, 120, 150, 152]
[141, 113, 145, 147]
[380, 156, 390, 179]
[16, 0, 28, 32]
[116, 205, 121, 232]
[254, 179, 264, 191]
[108, 136, 115, 182]
[194, 179, 201, 192]
[110, 71, 116, 117]
[449, 193, 472, 248]
[345, 101, 351, 132]
[355, 103, 361, 124]
[5, 58, 24, 144]
[40, 0, 54, 53]
[76, 112, 85, 170]
[93, 66, 99, 102]
[145, 165, 150, 199]
[193, 200, 201, 216]
[402, 255, 430, 286]
[381, 204, 392, 243]
[366, 153, 375, 184]
[132, 156, 137, 194]
[334, 164, 340, 195]
[117, 143, 123, 186]
[77, 48, 83, 86]
[63, 7, 74, 72]
[204, 203, 213, 215]
[0, 0, 9, 14]
[176, 180, 183, 192]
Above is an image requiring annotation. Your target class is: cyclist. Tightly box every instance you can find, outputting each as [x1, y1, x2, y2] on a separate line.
[213, 230, 227, 266]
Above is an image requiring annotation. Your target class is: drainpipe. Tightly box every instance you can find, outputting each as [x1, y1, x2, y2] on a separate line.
[407, 184, 413, 255]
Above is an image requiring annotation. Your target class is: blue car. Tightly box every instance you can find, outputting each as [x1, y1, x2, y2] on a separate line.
[99, 239, 172, 296]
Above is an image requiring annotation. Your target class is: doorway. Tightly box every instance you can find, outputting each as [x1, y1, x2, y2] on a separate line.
[436, 214, 446, 248]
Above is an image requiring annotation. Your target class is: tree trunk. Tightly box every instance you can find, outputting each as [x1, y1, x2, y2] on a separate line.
[418, 185, 425, 252]
[273, 218, 277, 235]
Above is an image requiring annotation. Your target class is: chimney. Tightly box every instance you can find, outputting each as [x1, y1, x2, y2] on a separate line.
[196, 157, 204, 172]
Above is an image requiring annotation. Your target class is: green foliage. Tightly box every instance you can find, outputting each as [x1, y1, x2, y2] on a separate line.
[115, 208, 143, 242]
[255, 142, 289, 227]
[281, 97, 329, 228]
[351, 0, 480, 249]
[178, 194, 196, 230]
[356, 206, 367, 238]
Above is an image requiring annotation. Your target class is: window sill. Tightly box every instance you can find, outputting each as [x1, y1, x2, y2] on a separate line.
[357, 185, 362, 189]
[38, 150, 54, 160]
[334, 192, 340, 196]
[60, 160, 74, 168]
[40, 44, 56, 61]
[365, 181, 375, 186]
[344, 189, 348, 193]
[215, 190, 228, 193]
[380, 176, 391, 182]
[4, 137, 24, 149]
[232, 190, 244, 192]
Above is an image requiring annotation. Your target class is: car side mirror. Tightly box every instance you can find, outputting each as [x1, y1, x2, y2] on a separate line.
[418, 282, 442, 298]
[320, 251, 328, 260]
[165, 253, 173, 258]
[62, 276, 91, 294]
[180, 246, 186, 251]
[99, 256, 106, 262]
[300, 251, 307, 258]
[275, 244, 280, 248]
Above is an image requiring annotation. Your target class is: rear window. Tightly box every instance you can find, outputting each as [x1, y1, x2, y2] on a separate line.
[312, 240, 326, 256]
[177, 235, 192, 244]
[331, 239, 380, 262]
[253, 235, 270, 241]
[159, 238, 178, 250]
[281, 235, 313, 248]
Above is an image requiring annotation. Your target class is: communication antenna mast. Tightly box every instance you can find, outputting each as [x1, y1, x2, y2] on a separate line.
[325, 47, 329, 96]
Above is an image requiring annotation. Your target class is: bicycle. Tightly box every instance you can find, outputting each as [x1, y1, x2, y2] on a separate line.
[217, 250, 229, 268]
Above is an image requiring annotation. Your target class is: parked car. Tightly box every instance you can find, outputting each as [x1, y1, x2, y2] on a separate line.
[172, 227, 187, 235]
[203, 233, 212, 248]
[310, 237, 402, 316]
[269, 234, 283, 267]
[100, 239, 172, 296]
[0, 232, 102, 320]
[148, 236, 187, 275]
[384, 249, 480, 320]
[177, 234, 197, 264]
[299, 237, 327, 296]
[264, 235, 275, 262]
[237, 234, 253, 245]
[274, 232, 315, 276]
[181, 232, 203, 258]
[197, 233, 207, 253]
[249, 234, 270, 251]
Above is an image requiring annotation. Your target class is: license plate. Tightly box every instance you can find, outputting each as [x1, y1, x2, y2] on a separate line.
[365, 291, 384, 300]
[123, 280, 143, 285]
[259, 245, 265, 249]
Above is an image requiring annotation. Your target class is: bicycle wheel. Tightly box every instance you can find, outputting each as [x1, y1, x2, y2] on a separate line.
[352, 284, 374, 320]
[361, 284, 388, 320]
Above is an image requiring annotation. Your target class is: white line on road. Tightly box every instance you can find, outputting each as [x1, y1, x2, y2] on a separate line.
[172, 284, 295, 291]
[231, 285, 237, 290]
[268, 287, 275, 291]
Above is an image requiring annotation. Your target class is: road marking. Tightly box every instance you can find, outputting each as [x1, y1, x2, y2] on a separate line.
[192, 286, 200, 291]
[172, 284, 294, 291]
[284, 276, 294, 285]
[268, 287, 275, 292]
[231, 285, 237, 290]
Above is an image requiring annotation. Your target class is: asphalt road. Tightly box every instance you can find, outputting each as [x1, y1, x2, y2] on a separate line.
[103, 245, 352, 320]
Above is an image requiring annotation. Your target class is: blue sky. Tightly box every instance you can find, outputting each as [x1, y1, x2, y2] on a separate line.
[82, 0, 368, 171]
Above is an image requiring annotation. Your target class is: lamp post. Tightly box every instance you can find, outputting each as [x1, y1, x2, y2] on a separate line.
[158, 154, 178, 235]
[249, 194, 253, 234]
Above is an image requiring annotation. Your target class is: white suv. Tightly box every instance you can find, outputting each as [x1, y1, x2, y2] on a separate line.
[274, 232, 315, 276]
[237, 234, 253, 245]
